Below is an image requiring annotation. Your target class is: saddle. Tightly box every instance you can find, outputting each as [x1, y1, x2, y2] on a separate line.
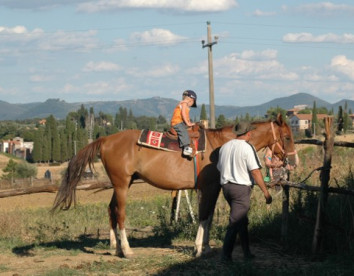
[137, 124, 206, 157]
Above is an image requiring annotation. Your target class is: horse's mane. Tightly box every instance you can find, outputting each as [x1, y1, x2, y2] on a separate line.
[251, 118, 272, 124]
[206, 125, 233, 132]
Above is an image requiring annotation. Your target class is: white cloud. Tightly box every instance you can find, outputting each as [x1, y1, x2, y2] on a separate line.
[0, 0, 76, 10]
[0, 26, 27, 34]
[331, 55, 354, 80]
[83, 61, 121, 72]
[130, 28, 187, 46]
[77, 0, 238, 13]
[0, 26, 99, 54]
[83, 78, 131, 96]
[0, 25, 43, 44]
[38, 30, 99, 52]
[30, 74, 53, 82]
[61, 78, 132, 98]
[252, 9, 276, 17]
[240, 49, 277, 60]
[213, 50, 297, 80]
[283, 32, 354, 44]
[298, 2, 354, 14]
[282, 2, 354, 17]
[127, 64, 179, 78]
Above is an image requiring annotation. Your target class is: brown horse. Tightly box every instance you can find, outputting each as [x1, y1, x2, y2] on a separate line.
[52, 114, 296, 258]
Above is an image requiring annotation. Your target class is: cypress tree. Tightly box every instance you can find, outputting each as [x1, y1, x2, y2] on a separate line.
[60, 129, 68, 162]
[337, 106, 344, 134]
[32, 127, 43, 163]
[65, 116, 76, 158]
[343, 101, 349, 133]
[216, 114, 226, 128]
[47, 115, 61, 162]
[78, 104, 88, 129]
[200, 104, 208, 120]
[42, 132, 51, 163]
[312, 101, 319, 135]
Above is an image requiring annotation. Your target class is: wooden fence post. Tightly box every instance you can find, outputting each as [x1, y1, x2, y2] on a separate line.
[281, 183, 289, 245]
[312, 117, 334, 255]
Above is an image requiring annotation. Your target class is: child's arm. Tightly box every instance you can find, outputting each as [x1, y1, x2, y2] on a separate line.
[181, 101, 194, 127]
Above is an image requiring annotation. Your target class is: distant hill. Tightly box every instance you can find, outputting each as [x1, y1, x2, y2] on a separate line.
[0, 93, 353, 121]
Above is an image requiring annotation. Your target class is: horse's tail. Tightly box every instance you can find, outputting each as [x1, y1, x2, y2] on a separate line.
[52, 138, 103, 212]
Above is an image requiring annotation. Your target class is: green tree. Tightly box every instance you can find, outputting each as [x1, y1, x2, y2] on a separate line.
[343, 101, 349, 133]
[1, 159, 18, 183]
[77, 104, 88, 129]
[32, 127, 44, 163]
[46, 115, 61, 162]
[16, 162, 37, 178]
[267, 107, 287, 120]
[317, 106, 328, 114]
[200, 104, 208, 120]
[298, 107, 312, 114]
[59, 129, 68, 162]
[157, 115, 167, 124]
[115, 107, 128, 130]
[337, 106, 344, 134]
[216, 114, 227, 128]
[42, 132, 51, 162]
[312, 101, 319, 135]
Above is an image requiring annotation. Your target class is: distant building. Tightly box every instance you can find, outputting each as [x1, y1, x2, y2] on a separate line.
[38, 119, 46, 126]
[289, 114, 332, 134]
[350, 114, 354, 127]
[286, 105, 308, 117]
[0, 137, 34, 160]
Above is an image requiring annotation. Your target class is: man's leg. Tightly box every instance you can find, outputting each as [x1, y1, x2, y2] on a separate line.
[239, 217, 255, 259]
[221, 184, 251, 260]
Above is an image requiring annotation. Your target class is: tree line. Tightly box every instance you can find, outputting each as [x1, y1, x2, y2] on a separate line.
[0, 101, 352, 165]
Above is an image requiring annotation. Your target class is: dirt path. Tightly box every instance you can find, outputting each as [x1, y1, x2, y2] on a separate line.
[0, 239, 311, 275]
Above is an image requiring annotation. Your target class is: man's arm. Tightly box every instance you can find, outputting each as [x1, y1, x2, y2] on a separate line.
[251, 169, 272, 204]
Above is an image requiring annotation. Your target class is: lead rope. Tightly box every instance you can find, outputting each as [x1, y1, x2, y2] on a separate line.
[193, 139, 199, 190]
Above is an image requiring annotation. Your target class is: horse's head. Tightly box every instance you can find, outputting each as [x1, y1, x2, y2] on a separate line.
[269, 113, 297, 166]
[250, 113, 297, 167]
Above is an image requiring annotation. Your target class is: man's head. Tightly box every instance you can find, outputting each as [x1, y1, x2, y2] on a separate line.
[234, 121, 256, 138]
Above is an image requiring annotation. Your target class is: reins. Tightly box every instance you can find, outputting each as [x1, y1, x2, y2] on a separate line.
[270, 121, 296, 162]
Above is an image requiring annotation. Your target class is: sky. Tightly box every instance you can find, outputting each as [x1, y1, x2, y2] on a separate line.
[0, 1, 353, 107]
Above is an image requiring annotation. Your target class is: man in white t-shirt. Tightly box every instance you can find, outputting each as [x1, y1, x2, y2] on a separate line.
[217, 121, 272, 262]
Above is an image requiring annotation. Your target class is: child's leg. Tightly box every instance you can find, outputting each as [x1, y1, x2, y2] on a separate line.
[173, 123, 190, 148]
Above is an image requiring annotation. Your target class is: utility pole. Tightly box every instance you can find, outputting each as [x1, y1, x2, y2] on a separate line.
[202, 21, 218, 128]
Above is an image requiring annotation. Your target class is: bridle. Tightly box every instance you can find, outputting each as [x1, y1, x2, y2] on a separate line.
[270, 121, 296, 163]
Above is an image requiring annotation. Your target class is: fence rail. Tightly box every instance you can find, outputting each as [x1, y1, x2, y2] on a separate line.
[282, 117, 354, 256]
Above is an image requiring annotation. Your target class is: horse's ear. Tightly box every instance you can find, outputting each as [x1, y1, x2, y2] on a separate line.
[275, 113, 284, 125]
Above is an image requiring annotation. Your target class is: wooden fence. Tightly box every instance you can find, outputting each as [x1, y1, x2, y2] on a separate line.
[280, 117, 354, 255]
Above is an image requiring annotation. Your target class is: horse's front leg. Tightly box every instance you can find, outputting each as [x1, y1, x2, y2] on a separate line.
[112, 185, 133, 258]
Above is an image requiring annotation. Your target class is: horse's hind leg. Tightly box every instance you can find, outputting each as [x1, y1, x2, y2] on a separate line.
[195, 180, 221, 257]
[111, 182, 133, 258]
[108, 191, 118, 249]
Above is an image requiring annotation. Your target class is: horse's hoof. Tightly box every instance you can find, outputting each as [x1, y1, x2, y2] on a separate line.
[124, 253, 134, 259]
[194, 250, 202, 258]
